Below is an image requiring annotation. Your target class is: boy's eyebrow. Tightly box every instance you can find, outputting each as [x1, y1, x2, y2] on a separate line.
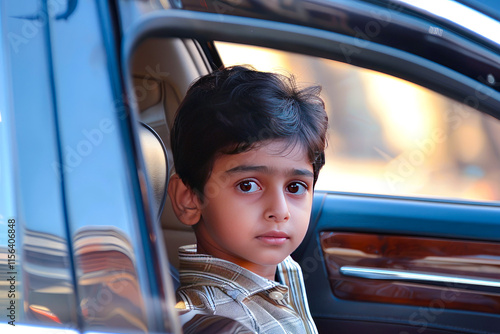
[225, 165, 314, 178]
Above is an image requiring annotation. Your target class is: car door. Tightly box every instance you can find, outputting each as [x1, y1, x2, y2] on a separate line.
[0, 1, 180, 333]
[118, 0, 500, 333]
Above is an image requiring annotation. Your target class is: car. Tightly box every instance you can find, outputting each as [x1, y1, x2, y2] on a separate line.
[1, 0, 500, 333]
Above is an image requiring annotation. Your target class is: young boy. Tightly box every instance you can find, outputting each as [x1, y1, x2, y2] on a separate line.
[168, 65, 328, 333]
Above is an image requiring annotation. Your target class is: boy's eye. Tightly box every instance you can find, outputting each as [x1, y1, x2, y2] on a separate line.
[286, 182, 307, 195]
[237, 180, 261, 193]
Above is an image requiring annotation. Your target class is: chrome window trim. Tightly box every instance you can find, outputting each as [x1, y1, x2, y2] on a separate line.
[340, 265, 500, 293]
[396, 0, 500, 45]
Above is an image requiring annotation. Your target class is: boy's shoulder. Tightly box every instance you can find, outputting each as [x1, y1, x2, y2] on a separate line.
[176, 283, 230, 312]
[175, 275, 257, 332]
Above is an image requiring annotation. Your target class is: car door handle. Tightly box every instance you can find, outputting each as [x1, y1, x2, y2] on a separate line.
[339, 266, 500, 294]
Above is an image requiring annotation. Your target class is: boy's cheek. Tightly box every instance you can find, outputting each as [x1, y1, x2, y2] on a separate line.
[290, 195, 314, 211]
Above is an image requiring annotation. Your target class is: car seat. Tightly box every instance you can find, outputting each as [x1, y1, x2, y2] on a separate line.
[138, 122, 181, 289]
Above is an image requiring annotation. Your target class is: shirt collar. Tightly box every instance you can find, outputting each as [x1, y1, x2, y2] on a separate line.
[178, 244, 290, 302]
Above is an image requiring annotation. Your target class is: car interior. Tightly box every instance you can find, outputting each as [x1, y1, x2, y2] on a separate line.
[132, 38, 211, 286]
[129, 31, 500, 333]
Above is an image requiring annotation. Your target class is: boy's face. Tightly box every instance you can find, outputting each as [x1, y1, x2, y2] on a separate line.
[195, 139, 314, 279]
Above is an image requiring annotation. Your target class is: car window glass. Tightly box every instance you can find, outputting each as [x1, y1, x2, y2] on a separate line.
[215, 41, 500, 203]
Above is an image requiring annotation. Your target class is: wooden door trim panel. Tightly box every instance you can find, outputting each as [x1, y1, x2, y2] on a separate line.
[320, 232, 500, 314]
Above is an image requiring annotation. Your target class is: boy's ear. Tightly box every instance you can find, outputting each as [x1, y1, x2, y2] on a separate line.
[167, 174, 202, 226]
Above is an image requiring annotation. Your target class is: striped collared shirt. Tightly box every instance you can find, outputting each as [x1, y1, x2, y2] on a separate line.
[175, 245, 318, 334]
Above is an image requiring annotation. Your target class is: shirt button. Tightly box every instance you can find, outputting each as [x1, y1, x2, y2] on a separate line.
[269, 291, 284, 301]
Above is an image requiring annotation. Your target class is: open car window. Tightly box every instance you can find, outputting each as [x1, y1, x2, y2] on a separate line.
[215, 41, 500, 203]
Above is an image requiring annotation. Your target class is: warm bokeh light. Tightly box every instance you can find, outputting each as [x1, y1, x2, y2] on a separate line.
[364, 73, 438, 149]
[215, 41, 500, 202]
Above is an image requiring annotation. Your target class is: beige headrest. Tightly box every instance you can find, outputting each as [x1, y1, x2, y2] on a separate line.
[138, 123, 168, 220]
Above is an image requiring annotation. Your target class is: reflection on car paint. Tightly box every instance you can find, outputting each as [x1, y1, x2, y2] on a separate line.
[23, 229, 78, 325]
[74, 226, 148, 332]
[17, 226, 150, 332]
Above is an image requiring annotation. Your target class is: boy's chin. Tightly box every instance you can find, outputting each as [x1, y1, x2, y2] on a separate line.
[257, 255, 289, 266]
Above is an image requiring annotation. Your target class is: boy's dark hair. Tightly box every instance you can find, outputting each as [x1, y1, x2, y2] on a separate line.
[170, 65, 328, 197]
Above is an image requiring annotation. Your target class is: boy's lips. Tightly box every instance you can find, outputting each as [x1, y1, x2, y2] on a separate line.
[256, 231, 290, 245]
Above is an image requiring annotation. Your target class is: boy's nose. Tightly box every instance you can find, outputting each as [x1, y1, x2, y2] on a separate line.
[264, 189, 290, 223]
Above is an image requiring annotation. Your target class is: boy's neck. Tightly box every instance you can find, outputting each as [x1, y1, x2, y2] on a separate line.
[196, 242, 278, 281]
